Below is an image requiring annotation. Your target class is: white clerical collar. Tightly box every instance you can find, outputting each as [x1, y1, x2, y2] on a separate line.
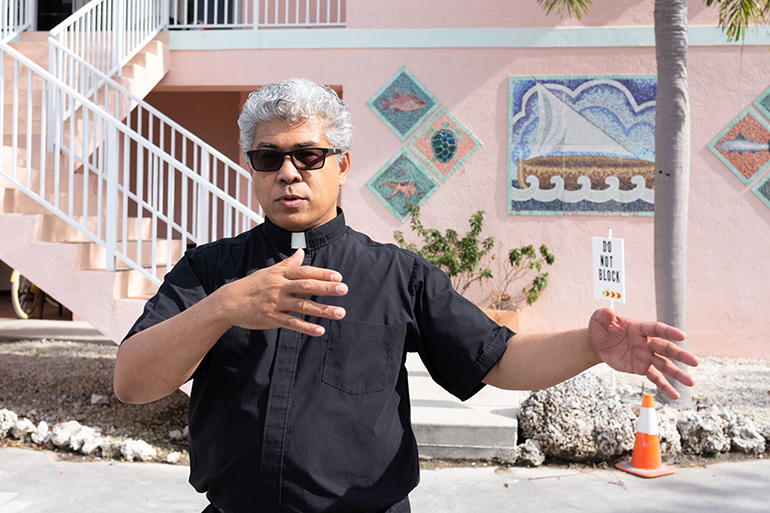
[291, 232, 307, 249]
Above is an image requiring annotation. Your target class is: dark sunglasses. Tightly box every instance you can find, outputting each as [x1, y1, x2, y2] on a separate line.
[246, 148, 345, 172]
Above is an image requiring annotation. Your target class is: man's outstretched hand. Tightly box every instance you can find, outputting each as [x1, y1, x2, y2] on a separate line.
[588, 307, 699, 400]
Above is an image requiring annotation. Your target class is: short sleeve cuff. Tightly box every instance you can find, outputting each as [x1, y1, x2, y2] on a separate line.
[447, 325, 513, 402]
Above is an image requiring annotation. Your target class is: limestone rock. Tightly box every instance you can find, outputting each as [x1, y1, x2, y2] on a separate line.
[518, 373, 635, 462]
[677, 408, 730, 455]
[726, 416, 766, 454]
[0, 409, 19, 438]
[120, 439, 157, 461]
[69, 425, 100, 452]
[31, 421, 48, 444]
[168, 429, 184, 440]
[516, 439, 544, 467]
[656, 407, 682, 458]
[10, 418, 36, 440]
[166, 451, 181, 464]
[761, 425, 770, 444]
[50, 421, 83, 448]
[100, 438, 123, 459]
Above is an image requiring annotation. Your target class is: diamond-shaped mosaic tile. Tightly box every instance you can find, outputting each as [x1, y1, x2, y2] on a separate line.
[752, 85, 770, 121]
[366, 149, 440, 221]
[407, 107, 482, 183]
[708, 107, 770, 185]
[752, 172, 770, 210]
[367, 67, 440, 141]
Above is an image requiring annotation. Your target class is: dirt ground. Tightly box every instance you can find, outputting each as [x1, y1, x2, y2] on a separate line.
[1, 338, 769, 466]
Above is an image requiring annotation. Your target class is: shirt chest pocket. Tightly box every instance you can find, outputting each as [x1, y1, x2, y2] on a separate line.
[322, 321, 399, 395]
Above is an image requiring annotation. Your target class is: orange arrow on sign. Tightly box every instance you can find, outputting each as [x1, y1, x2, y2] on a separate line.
[602, 290, 622, 300]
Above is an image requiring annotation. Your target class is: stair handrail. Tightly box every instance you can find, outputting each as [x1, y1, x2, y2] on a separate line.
[48, 36, 255, 202]
[47, 35, 261, 250]
[48, 0, 168, 81]
[1, 41, 262, 287]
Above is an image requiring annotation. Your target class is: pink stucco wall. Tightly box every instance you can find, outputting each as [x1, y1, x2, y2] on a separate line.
[346, 0, 720, 28]
[148, 11, 770, 358]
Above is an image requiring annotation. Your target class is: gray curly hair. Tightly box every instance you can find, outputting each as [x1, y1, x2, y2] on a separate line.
[238, 78, 352, 164]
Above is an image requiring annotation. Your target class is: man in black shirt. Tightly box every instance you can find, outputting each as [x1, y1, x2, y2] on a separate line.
[115, 78, 699, 513]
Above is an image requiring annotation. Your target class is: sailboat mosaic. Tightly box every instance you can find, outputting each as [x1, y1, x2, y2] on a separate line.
[508, 75, 657, 216]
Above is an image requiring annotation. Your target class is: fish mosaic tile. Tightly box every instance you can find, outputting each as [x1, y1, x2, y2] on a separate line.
[407, 107, 482, 182]
[367, 67, 440, 141]
[508, 75, 657, 216]
[366, 149, 440, 221]
[708, 107, 770, 185]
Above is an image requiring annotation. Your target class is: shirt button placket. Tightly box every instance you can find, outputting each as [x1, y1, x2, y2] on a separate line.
[258, 249, 313, 511]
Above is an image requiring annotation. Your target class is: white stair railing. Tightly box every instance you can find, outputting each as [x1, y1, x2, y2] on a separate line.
[48, 0, 167, 81]
[47, 38, 260, 248]
[1, 0, 34, 42]
[168, 0, 345, 30]
[1, 42, 262, 286]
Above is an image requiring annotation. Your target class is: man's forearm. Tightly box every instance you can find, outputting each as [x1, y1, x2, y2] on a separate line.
[114, 296, 232, 404]
[482, 329, 602, 391]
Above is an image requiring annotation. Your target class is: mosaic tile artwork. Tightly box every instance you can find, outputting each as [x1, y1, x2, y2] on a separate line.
[407, 107, 482, 182]
[752, 172, 770, 210]
[508, 75, 657, 216]
[366, 149, 440, 221]
[367, 67, 440, 141]
[752, 85, 770, 120]
[708, 107, 770, 185]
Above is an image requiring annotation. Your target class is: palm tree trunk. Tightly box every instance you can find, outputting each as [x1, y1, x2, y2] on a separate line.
[654, 0, 692, 408]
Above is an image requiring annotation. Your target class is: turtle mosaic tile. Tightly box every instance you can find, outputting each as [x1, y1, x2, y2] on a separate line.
[752, 172, 770, 210]
[366, 149, 440, 221]
[708, 107, 770, 185]
[367, 67, 440, 141]
[508, 75, 657, 216]
[407, 107, 482, 182]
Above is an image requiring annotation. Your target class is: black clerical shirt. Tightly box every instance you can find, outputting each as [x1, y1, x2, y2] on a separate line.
[126, 211, 512, 513]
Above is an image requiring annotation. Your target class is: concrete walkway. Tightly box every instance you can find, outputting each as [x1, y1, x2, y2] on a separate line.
[2, 446, 769, 512]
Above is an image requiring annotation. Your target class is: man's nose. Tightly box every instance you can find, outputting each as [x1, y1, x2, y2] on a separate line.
[276, 154, 302, 183]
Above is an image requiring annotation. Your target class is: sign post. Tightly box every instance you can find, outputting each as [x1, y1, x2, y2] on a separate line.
[593, 229, 626, 392]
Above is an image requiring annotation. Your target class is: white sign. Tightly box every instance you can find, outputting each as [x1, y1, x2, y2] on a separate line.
[593, 237, 625, 303]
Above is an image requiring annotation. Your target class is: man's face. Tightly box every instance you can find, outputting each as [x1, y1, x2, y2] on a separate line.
[250, 117, 350, 232]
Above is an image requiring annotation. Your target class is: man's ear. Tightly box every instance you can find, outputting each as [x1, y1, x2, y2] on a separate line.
[338, 152, 351, 187]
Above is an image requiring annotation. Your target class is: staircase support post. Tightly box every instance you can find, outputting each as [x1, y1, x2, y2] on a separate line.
[196, 150, 210, 246]
[105, 124, 119, 272]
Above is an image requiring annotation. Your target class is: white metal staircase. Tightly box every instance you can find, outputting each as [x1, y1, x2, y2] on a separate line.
[0, 0, 293, 341]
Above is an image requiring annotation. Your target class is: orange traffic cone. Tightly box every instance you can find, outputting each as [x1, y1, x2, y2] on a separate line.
[615, 393, 676, 478]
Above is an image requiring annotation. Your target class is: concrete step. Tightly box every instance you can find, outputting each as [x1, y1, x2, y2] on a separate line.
[112, 266, 163, 298]
[6, 40, 48, 67]
[35, 214, 154, 243]
[0, 212, 159, 344]
[73, 238, 185, 271]
[406, 353, 520, 461]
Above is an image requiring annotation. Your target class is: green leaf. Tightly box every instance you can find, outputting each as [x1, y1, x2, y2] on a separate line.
[537, 0, 592, 19]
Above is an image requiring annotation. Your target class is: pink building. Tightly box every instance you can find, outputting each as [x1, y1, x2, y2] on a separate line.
[1, 0, 769, 357]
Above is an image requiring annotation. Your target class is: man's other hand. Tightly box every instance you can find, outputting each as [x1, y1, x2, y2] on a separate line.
[212, 248, 348, 336]
[588, 307, 700, 400]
